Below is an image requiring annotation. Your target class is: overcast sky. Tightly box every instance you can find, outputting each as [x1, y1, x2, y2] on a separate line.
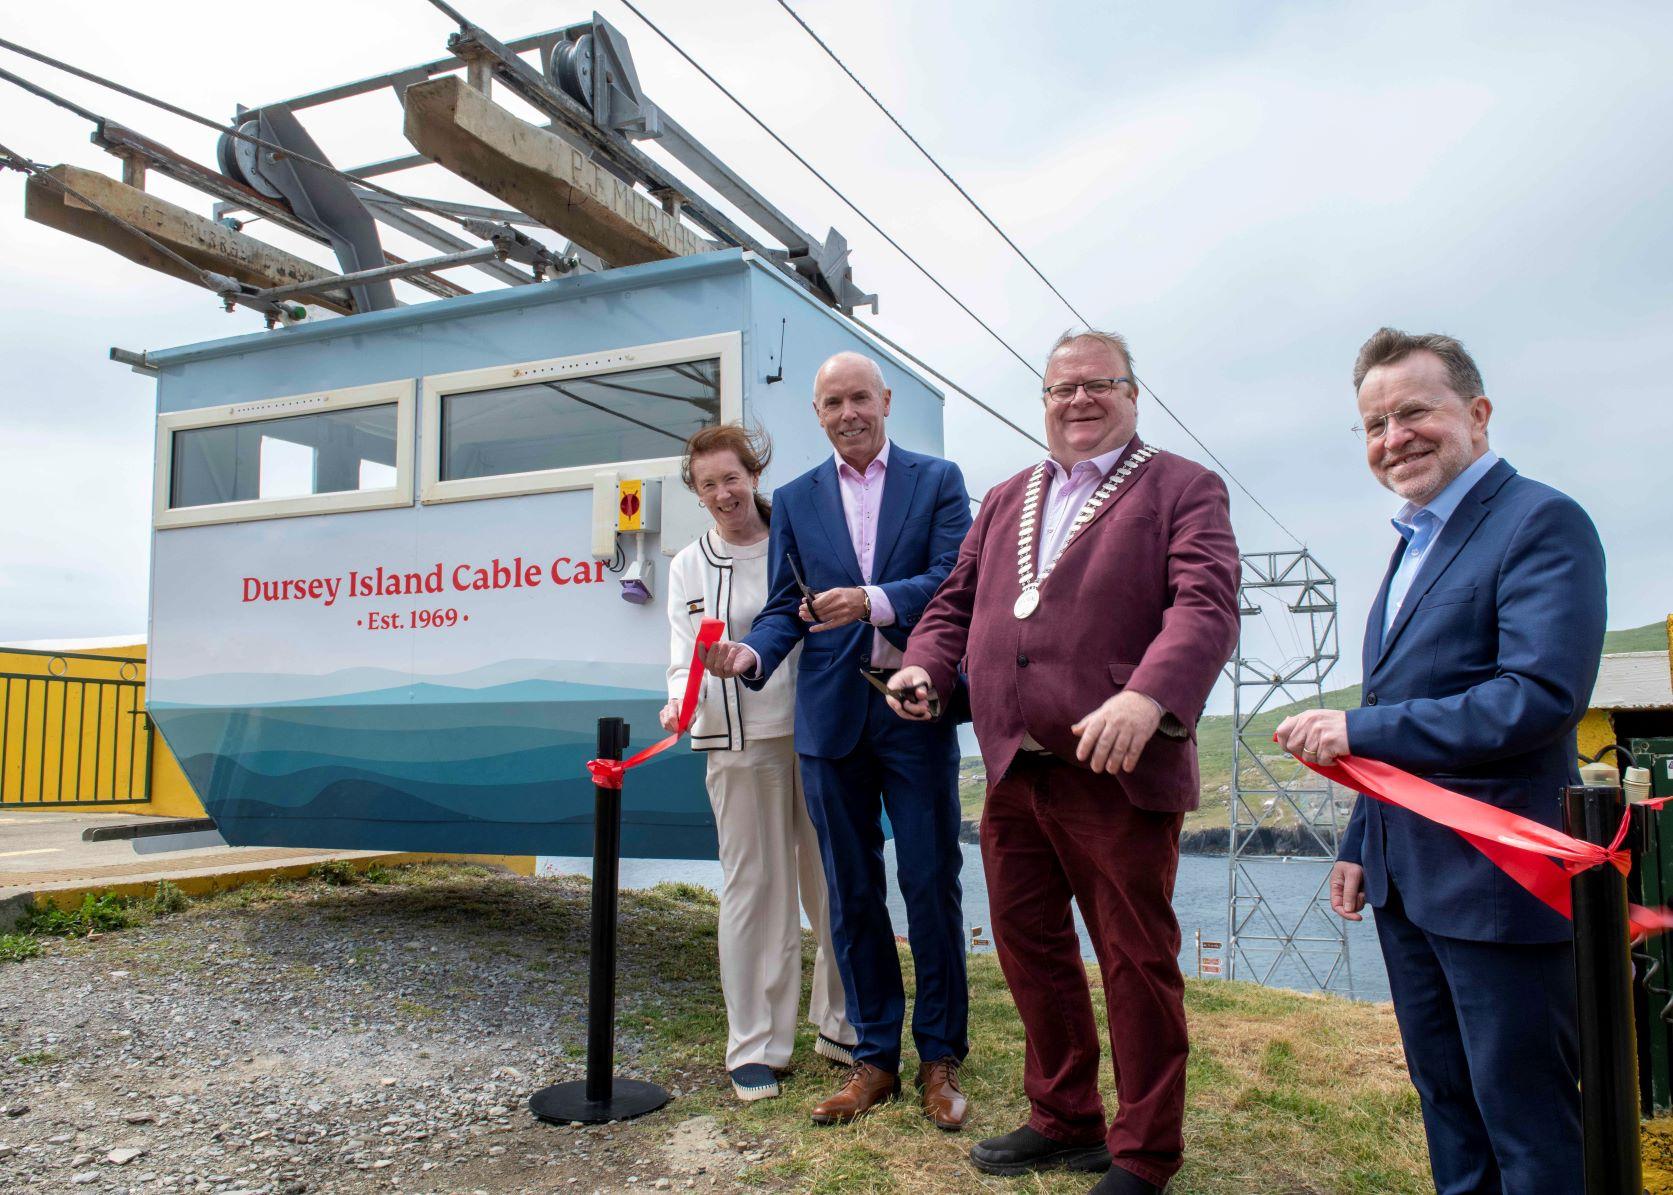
[1, 0, 1668, 701]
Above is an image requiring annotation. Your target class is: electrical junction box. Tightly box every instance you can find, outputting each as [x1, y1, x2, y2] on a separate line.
[589, 471, 707, 559]
[617, 478, 661, 532]
[589, 472, 663, 555]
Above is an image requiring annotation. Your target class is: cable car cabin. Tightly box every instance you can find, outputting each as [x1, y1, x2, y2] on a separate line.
[143, 249, 944, 859]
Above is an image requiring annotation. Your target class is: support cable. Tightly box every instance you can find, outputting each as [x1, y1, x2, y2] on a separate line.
[767, 0, 1304, 548]
[616, 0, 1042, 383]
[772, 0, 1091, 328]
[850, 315, 1045, 451]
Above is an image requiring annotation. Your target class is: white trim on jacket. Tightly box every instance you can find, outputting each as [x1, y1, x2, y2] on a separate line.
[667, 531, 747, 752]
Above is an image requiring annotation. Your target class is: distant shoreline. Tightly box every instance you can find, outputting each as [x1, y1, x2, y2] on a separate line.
[958, 818, 1333, 858]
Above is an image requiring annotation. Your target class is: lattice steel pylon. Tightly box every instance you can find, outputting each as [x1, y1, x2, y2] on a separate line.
[1224, 550, 1353, 993]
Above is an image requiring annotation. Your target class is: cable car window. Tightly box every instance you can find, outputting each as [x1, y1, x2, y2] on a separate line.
[152, 378, 416, 529]
[419, 333, 740, 504]
[439, 359, 720, 482]
[170, 403, 401, 507]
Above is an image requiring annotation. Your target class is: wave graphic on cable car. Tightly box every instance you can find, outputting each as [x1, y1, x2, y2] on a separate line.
[148, 665, 708, 858]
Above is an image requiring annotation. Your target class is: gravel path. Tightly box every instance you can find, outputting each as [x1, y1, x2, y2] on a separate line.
[0, 867, 767, 1194]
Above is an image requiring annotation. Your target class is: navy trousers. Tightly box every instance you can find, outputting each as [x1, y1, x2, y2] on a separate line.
[1376, 885, 1581, 1195]
[798, 687, 966, 1074]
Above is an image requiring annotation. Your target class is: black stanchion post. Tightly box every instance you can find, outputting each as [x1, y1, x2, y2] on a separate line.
[530, 717, 671, 1125]
[1565, 783, 1642, 1195]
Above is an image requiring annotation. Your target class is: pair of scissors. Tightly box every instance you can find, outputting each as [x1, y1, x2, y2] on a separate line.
[787, 553, 820, 613]
[859, 667, 942, 719]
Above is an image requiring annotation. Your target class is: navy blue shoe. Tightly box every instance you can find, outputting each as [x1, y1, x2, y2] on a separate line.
[729, 1063, 781, 1102]
[814, 1034, 856, 1067]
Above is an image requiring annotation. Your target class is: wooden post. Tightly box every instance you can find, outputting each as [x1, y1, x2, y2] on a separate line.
[23, 164, 355, 313]
[402, 76, 711, 267]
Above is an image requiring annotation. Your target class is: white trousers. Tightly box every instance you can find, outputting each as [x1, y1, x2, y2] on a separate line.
[706, 734, 851, 1070]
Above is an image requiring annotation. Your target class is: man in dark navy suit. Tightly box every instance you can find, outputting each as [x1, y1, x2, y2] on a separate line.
[1277, 327, 1605, 1195]
[704, 351, 973, 1129]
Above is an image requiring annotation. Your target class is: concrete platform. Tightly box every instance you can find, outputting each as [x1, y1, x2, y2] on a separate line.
[0, 809, 435, 917]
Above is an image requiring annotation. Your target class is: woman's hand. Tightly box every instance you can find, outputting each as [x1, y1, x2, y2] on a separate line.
[658, 698, 682, 732]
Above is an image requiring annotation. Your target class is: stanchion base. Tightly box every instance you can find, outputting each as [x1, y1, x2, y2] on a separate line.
[529, 1078, 670, 1125]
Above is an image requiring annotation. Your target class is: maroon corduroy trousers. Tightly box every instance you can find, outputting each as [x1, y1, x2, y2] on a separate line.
[981, 753, 1188, 1188]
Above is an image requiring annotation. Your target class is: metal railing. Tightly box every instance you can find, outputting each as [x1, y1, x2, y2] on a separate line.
[0, 648, 152, 806]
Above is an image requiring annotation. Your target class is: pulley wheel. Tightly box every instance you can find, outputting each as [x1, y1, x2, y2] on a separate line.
[547, 34, 594, 109]
[216, 118, 284, 200]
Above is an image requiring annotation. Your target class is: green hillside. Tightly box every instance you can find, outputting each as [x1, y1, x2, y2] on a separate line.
[959, 622, 1664, 827]
[1604, 620, 1669, 653]
[1195, 682, 1362, 800]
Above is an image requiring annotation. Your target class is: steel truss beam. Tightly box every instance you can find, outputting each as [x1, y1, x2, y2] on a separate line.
[1223, 549, 1353, 995]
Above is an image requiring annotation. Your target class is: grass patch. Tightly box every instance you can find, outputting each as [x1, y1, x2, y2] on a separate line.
[309, 859, 361, 886]
[394, 998, 441, 1020]
[600, 878, 1429, 1193]
[24, 891, 139, 937]
[0, 933, 42, 962]
[150, 878, 189, 915]
[3, 886, 185, 965]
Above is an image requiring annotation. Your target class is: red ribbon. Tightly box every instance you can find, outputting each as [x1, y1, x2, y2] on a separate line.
[1288, 748, 1673, 939]
[586, 617, 725, 790]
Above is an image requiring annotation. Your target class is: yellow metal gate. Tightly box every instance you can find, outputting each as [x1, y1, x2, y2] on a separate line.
[0, 648, 152, 806]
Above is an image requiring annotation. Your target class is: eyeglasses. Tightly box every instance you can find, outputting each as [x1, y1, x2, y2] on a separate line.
[1042, 376, 1133, 404]
[1353, 401, 1444, 443]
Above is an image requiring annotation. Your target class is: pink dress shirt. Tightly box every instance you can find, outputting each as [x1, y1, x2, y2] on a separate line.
[738, 440, 902, 678]
[1037, 439, 1133, 570]
[1020, 438, 1147, 749]
[836, 440, 901, 669]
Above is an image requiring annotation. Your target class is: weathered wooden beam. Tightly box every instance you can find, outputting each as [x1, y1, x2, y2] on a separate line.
[23, 164, 354, 313]
[402, 75, 711, 267]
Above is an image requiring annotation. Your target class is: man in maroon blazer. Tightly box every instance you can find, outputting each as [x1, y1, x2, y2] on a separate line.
[889, 330, 1240, 1193]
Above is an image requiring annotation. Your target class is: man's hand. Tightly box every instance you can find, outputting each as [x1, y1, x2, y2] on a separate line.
[1274, 709, 1350, 766]
[1072, 690, 1164, 774]
[657, 698, 681, 733]
[886, 665, 940, 721]
[806, 587, 869, 632]
[1329, 860, 1366, 922]
[703, 640, 757, 680]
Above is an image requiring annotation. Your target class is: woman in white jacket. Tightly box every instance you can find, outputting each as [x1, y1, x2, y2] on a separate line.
[662, 424, 853, 1102]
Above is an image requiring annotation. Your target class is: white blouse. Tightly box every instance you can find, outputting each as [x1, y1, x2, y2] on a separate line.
[665, 529, 799, 750]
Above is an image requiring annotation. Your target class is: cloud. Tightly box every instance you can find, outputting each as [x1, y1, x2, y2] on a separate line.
[0, 0, 1667, 682]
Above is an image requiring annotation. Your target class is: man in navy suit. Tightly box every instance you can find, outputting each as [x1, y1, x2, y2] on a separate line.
[1277, 327, 1605, 1194]
[705, 351, 973, 1129]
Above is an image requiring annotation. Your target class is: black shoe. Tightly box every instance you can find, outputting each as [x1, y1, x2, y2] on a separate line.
[969, 1124, 1112, 1176]
[1089, 1165, 1164, 1193]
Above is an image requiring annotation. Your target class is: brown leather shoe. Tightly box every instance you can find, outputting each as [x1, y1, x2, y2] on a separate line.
[916, 1057, 969, 1131]
[809, 1062, 900, 1125]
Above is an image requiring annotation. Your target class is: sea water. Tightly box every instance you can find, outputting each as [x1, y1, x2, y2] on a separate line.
[539, 841, 1391, 1002]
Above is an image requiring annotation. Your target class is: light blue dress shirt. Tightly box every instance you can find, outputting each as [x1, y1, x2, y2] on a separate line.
[1382, 451, 1499, 634]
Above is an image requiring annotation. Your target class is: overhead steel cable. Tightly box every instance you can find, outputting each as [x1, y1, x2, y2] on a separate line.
[631, 2, 1303, 546]
[0, 36, 479, 236]
[772, 0, 1094, 329]
[616, 0, 1042, 385]
[769, 1, 1305, 546]
[850, 315, 1046, 451]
